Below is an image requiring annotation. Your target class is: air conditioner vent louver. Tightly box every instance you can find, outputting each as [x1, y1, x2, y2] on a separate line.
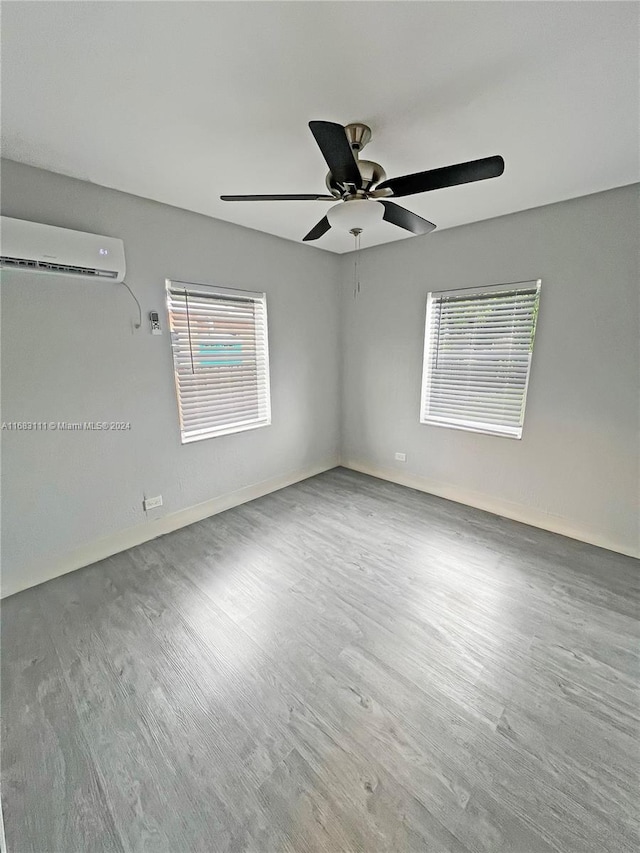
[0, 256, 118, 278]
[0, 217, 126, 283]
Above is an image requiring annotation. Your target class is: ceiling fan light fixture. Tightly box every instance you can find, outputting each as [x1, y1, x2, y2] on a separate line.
[326, 199, 384, 233]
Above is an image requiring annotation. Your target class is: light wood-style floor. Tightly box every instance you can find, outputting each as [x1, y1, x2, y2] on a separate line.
[2, 468, 639, 853]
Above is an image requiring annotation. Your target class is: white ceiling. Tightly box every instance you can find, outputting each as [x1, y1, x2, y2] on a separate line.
[2, 2, 638, 254]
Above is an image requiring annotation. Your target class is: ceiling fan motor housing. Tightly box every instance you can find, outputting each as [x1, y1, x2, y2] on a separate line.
[326, 160, 387, 196]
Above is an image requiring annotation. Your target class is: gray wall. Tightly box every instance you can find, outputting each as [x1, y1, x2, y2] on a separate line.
[1, 160, 341, 596]
[2, 163, 638, 598]
[339, 185, 640, 557]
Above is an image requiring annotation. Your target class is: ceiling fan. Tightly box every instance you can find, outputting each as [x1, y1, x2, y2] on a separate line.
[221, 121, 504, 243]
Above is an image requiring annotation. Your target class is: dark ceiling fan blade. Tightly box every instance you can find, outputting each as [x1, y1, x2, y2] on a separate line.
[376, 155, 505, 198]
[302, 215, 331, 242]
[309, 121, 362, 189]
[221, 193, 336, 201]
[379, 200, 436, 235]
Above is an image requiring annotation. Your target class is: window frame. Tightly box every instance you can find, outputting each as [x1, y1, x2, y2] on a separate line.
[166, 279, 271, 444]
[420, 279, 541, 440]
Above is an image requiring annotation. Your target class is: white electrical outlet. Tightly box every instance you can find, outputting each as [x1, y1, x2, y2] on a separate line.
[143, 495, 163, 511]
[395, 452, 407, 462]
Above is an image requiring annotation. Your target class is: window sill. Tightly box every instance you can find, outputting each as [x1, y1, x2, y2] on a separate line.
[420, 417, 522, 440]
[181, 418, 271, 444]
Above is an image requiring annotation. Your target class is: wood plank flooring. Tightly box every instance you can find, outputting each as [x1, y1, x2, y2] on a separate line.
[2, 467, 639, 852]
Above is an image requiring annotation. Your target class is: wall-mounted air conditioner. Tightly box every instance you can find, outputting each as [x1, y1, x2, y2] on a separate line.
[0, 216, 126, 283]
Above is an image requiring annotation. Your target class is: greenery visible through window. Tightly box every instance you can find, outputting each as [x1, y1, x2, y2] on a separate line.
[420, 280, 541, 438]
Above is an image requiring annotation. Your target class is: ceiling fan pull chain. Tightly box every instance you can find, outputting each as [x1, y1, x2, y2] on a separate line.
[354, 247, 357, 299]
[350, 227, 362, 298]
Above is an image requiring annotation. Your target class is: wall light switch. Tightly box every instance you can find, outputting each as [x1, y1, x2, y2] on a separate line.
[395, 452, 407, 462]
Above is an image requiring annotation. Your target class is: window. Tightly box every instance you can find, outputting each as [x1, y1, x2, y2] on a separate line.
[420, 280, 540, 439]
[166, 280, 271, 443]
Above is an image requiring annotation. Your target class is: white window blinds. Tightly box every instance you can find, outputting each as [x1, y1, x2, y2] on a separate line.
[166, 280, 271, 443]
[420, 280, 541, 439]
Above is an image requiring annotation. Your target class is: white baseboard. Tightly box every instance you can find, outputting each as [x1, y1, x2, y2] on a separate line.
[342, 459, 640, 559]
[2, 459, 338, 598]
